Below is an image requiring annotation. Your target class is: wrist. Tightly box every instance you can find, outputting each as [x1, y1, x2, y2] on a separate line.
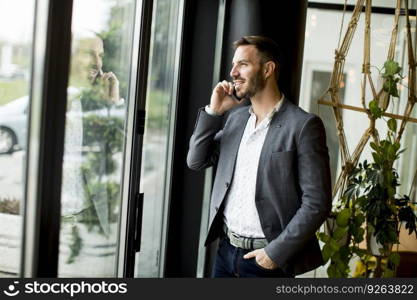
[205, 105, 223, 116]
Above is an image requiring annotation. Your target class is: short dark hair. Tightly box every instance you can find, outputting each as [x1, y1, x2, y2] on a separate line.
[233, 35, 281, 80]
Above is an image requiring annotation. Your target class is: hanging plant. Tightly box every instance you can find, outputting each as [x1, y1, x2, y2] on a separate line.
[318, 59, 417, 277]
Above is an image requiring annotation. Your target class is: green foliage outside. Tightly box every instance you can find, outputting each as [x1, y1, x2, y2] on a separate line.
[147, 89, 170, 130]
[97, 2, 134, 101]
[0, 80, 28, 105]
[0, 42, 31, 105]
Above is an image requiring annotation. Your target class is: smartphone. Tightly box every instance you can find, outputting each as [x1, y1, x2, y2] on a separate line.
[231, 84, 244, 102]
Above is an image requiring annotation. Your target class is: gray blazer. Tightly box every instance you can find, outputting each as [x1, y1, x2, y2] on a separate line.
[187, 98, 332, 275]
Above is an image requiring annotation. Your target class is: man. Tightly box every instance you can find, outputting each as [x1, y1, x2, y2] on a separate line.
[80, 35, 121, 104]
[62, 34, 122, 227]
[187, 36, 332, 277]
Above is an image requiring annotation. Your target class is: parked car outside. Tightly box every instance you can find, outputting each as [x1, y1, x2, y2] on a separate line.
[0, 88, 125, 154]
[0, 95, 28, 153]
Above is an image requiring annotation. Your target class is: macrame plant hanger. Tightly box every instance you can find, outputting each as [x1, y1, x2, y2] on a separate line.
[317, 0, 417, 200]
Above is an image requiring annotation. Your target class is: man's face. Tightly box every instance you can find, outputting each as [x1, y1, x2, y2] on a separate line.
[85, 37, 104, 84]
[230, 45, 266, 99]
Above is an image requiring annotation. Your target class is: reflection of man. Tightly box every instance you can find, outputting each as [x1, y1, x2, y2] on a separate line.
[83, 36, 120, 104]
[62, 34, 122, 220]
[187, 36, 332, 277]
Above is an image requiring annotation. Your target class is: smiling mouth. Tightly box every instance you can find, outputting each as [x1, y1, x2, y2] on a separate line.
[233, 80, 245, 88]
[90, 68, 101, 76]
[89, 69, 103, 83]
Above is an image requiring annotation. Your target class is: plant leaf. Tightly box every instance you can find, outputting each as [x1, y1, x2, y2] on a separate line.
[387, 118, 397, 132]
[317, 232, 330, 243]
[384, 60, 401, 76]
[370, 142, 379, 151]
[322, 243, 332, 264]
[384, 79, 399, 97]
[336, 208, 350, 228]
[388, 252, 401, 266]
[334, 226, 349, 240]
[369, 100, 382, 118]
[383, 269, 395, 278]
[329, 238, 341, 252]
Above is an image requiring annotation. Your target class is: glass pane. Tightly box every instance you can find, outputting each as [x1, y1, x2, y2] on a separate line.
[0, 0, 35, 277]
[135, 0, 183, 277]
[57, 0, 136, 277]
[310, 71, 345, 186]
[396, 25, 417, 205]
[301, 7, 400, 184]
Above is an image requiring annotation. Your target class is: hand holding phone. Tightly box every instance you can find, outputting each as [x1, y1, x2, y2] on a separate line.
[209, 80, 242, 115]
[231, 85, 244, 102]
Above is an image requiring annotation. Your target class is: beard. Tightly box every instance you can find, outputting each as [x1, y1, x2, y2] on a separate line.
[235, 68, 266, 99]
[89, 68, 103, 85]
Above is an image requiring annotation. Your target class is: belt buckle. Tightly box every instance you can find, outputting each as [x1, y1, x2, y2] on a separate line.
[229, 232, 242, 248]
[231, 232, 240, 238]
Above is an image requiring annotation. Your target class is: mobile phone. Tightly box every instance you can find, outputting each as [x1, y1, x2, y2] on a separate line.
[231, 84, 243, 102]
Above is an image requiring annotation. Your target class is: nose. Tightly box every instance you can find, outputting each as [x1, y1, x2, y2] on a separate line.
[91, 51, 103, 71]
[230, 65, 239, 79]
[95, 54, 103, 70]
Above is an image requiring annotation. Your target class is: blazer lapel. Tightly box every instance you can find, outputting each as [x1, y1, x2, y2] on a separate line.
[223, 99, 291, 189]
[255, 98, 290, 195]
[223, 107, 250, 178]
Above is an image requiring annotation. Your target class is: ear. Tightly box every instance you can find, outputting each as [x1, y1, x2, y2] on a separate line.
[264, 61, 276, 79]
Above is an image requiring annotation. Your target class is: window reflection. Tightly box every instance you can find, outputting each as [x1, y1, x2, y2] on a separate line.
[0, 0, 35, 277]
[58, 0, 134, 277]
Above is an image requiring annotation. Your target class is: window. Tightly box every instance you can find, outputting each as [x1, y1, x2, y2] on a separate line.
[0, 0, 36, 277]
[57, 0, 136, 277]
[300, 67, 346, 185]
[135, 0, 184, 278]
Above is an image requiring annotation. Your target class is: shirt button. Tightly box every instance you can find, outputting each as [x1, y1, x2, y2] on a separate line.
[225, 182, 230, 188]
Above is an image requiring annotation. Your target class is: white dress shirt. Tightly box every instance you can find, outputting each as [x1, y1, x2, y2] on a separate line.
[218, 95, 284, 238]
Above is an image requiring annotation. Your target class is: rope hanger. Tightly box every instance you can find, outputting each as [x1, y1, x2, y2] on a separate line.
[316, 0, 417, 198]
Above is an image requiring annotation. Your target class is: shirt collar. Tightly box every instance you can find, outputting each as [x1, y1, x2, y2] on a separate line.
[248, 93, 285, 120]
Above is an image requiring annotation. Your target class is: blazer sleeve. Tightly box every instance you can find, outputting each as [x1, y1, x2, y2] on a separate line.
[187, 107, 224, 171]
[264, 115, 332, 269]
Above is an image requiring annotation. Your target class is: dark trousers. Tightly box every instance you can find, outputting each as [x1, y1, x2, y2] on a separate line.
[211, 236, 294, 278]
